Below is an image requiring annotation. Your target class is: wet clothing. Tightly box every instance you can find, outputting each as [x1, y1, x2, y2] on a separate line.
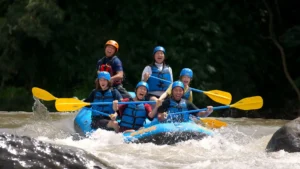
[157, 98, 198, 122]
[117, 98, 153, 132]
[84, 88, 122, 130]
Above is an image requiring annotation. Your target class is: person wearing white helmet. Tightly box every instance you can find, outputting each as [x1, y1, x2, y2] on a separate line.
[142, 46, 173, 101]
[159, 68, 194, 102]
[157, 81, 213, 122]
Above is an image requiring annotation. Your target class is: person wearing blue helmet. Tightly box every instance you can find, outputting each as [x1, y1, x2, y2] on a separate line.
[84, 71, 123, 132]
[156, 81, 213, 122]
[115, 81, 162, 132]
[141, 46, 173, 101]
[159, 68, 194, 102]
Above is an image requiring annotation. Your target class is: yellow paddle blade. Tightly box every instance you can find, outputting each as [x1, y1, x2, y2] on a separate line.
[55, 98, 90, 112]
[32, 87, 57, 101]
[200, 118, 227, 128]
[203, 90, 232, 105]
[230, 96, 263, 110]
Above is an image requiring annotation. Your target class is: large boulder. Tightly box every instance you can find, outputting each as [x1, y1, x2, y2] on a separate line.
[0, 133, 111, 169]
[266, 117, 300, 152]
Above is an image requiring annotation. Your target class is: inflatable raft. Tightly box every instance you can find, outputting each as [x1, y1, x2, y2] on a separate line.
[74, 107, 214, 145]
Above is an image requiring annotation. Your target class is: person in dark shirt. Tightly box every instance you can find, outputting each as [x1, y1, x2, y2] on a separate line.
[116, 81, 162, 133]
[96, 40, 131, 98]
[157, 81, 213, 122]
[85, 71, 122, 132]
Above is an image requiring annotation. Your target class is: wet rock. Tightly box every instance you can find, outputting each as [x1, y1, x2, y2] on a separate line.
[0, 133, 112, 169]
[266, 117, 300, 153]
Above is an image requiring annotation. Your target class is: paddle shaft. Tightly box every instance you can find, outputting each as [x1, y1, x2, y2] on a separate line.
[171, 105, 230, 116]
[89, 101, 156, 106]
[92, 109, 110, 117]
[149, 76, 203, 93]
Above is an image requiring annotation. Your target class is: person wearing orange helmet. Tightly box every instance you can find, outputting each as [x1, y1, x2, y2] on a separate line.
[96, 40, 131, 98]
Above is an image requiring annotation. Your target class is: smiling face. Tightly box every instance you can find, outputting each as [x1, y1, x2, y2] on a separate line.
[154, 51, 165, 64]
[99, 78, 109, 90]
[172, 87, 184, 101]
[180, 76, 191, 87]
[136, 86, 147, 100]
[105, 45, 116, 57]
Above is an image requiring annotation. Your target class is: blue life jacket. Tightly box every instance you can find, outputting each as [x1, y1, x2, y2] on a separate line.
[183, 87, 191, 100]
[119, 103, 147, 130]
[91, 89, 114, 117]
[147, 64, 172, 91]
[166, 98, 189, 122]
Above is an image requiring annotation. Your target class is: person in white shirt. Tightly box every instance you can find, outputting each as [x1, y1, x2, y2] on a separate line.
[141, 46, 173, 101]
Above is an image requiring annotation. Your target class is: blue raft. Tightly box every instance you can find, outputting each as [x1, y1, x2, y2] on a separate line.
[74, 107, 214, 145]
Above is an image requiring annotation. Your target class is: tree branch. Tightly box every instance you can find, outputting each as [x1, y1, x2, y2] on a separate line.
[263, 0, 300, 105]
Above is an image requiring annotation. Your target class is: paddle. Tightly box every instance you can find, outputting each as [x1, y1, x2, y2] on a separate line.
[55, 98, 156, 112]
[172, 96, 263, 116]
[197, 117, 228, 128]
[168, 96, 263, 128]
[32, 87, 58, 101]
[149, 76, 232, 105]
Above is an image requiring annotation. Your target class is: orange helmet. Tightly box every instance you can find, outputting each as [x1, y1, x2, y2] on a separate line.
[105, 40, 119, 51]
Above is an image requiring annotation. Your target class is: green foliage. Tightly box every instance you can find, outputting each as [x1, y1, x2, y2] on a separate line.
[0, 87, 32, 111]
[0, 0, 299, 119]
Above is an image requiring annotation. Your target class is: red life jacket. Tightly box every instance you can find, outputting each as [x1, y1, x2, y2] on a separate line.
[98, 56, 122, 85]
[99, 63, 113, 76]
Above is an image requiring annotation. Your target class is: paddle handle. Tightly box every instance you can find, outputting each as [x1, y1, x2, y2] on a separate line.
[149, 76, 202, 93]
[90, 101, 156, 106]
[172, 105, 230, 115]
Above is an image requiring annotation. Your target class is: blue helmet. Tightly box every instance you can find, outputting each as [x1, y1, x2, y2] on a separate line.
[180, 68, 193, 78]
[172, 81, 184, 90]
[153, 46, 166, 55]
[136, 81, 149, 91]
[98, 71, 111, 81]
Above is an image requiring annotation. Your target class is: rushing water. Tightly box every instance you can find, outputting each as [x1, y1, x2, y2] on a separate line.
[0, 103, 299, 169]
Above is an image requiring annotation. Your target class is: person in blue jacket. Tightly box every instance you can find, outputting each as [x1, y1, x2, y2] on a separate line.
[96, 40, 131, 98]
[116, 81, 162, 133]
[157, 81, 213, 123]
[141, 46, 173, 101]
[84, 71, 122, 132]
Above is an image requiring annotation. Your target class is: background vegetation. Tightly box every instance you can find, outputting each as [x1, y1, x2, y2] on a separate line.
[0, 0, 299, 119]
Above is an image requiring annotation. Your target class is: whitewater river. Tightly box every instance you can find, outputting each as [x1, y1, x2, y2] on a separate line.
[0, 101, 299, 169]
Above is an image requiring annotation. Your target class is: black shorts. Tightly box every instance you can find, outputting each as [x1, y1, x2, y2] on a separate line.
[114, 84, 132, 99]
[145, 93, 160, 101]
[91, 116, 110, 130]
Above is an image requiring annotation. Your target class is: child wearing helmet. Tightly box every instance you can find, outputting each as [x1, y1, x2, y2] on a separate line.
[115, 81, 162, 133]
[159, 68, 193, 102]
[141, 46, 173, 101]
[96, 40, 131, 99]
[156, 81, 213, 122]
[84, 71, 123, 132]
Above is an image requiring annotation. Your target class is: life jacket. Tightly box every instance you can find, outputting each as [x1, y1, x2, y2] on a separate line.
[147, 64, 172, 91]
[91, 89, 114, 117]
[119, 102, 147, 130]
[97, 56, 122, 85]
[183, 87, 191, 100]
[166, 98, 189, 122]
